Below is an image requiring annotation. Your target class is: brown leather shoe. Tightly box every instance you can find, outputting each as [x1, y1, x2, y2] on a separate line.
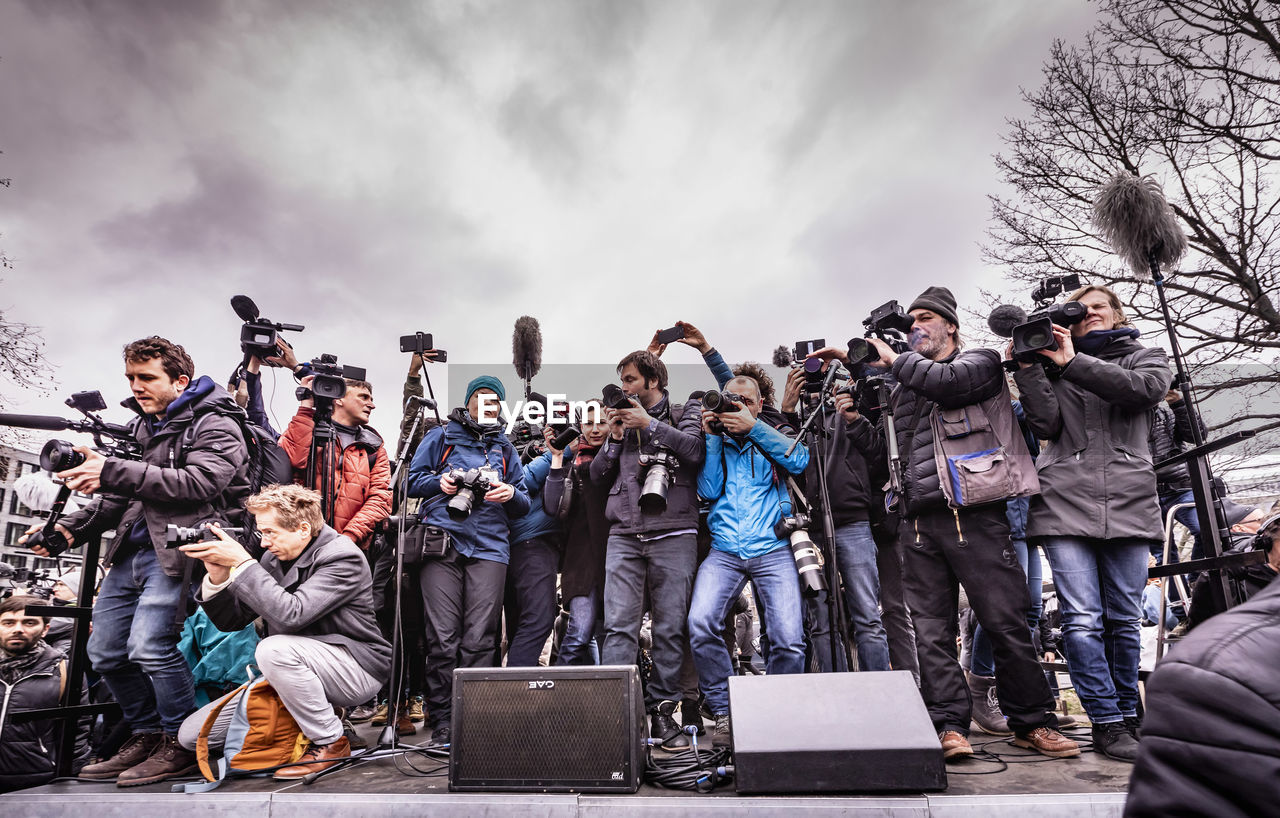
[938, 730, 973, 759]
[396, 711, 417, 736]
[1013, 726, 1082, 758]
[116, 734, 198, 787]
[78, 732, 164, 780]
[273, 736, 352, 780]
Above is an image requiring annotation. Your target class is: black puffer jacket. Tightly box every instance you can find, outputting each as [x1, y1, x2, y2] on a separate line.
[1148, 398, 1204, 494]
[1125, 573, 1280, 817]
[880, 348, 1007, 517]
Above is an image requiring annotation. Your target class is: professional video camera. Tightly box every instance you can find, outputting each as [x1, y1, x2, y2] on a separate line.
[637, 447, 678, 513]
[231, 295, 305, 360]
[444, 467, 501, 521]
[988, 274, 1088, 365]
[847, 300, 913, 365]
[164, 524, 247, 548]
[780, 339, 829, 393]
[701, 389, 745, 434]
[773, 513, 826, 597]
[0, 563, 57, 600]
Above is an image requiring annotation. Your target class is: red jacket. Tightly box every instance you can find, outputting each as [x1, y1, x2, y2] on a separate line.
[279, 407, 392, 548]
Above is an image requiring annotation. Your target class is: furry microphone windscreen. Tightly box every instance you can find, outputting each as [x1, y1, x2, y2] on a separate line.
[1093, 171, 1188, 278]
[771, 345, 793, 369]
[987, 304, 1028, 339]
[512, 316, 543, 380]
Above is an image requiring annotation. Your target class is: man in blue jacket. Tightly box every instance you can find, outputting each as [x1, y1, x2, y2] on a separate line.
[406, 375, 529, 747]
[688, 375, 810, 748]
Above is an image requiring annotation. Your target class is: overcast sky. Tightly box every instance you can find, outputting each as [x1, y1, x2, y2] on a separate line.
[0, 0, 1098, 440]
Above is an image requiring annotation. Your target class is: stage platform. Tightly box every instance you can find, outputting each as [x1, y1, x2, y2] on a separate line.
[4, 722, 1131, 817]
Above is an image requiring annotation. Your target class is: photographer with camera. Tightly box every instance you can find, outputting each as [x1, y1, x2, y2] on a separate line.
[279, 362, 392, 551]
[178, 484, 390, 779]
[406, 375, 529, 747]
[861, 288, 1077, 760]
[1011, 284, 1172, 762]
[20, 337, 250, 786]
[688, 376, 809, 747]
[589, 350, 704, 749]
[779, 362, 894, 674]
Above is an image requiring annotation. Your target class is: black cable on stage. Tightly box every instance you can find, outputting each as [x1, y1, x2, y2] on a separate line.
[643, 730, 734, 792]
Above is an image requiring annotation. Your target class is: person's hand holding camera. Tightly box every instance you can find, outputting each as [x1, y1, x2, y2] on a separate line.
[19, 522, 75, 557]
[439, 472, 460, 495]
[673, 321, 711, 355]
[264, 337, 299, 371]
[483, 481, 516, 503]
[864, 337, 898, 371]
[179, 524, 254, 585]
[1005, 339, 1035, 370]
[806, 345, 850, 366]
[604, 407, 625, 441]
[58, 447, 105, 495]
[718, 403, 756, 436]
[615, 400, 652, 431]
[701, 408, 720, 436]
[833, 390, 859, 422]
[781, 367, 805, 414]
[297, 375, 316, 408]
[1036, 325, 1076, 368]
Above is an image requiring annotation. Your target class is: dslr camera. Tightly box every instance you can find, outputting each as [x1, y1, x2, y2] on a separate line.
[445, 466, 501, 521]
[637, 447, 678, 513]
[847, 300, 913, 365]
[701, 389, 745, 434]
[165, 524, 247, 548]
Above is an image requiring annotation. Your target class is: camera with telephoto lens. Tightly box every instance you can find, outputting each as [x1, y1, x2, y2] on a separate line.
[297, 354, 368, 402]
[637, 448, 678, 514]
[701, 389, 745, 434]
[773, 513, 826, 597]
[847, 300, 914, 365]
[164, 524, 247, 548]
[1010, 274, 1087, 364]
[445, 467, 500, 521]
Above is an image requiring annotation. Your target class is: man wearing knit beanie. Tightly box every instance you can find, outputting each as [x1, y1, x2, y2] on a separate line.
[464, 375, 507, 424]
[857, 286, 1079, 762]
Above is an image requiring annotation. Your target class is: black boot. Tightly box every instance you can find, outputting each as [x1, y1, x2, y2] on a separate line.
[681, 698, 705, 736]
[650, 700, 690, 750]
[1092, 721, 1140, 762]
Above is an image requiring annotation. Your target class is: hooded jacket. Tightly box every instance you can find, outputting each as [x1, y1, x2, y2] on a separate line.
[698, 420, 810, 559]
[1013, 333, 1171, 542]
[59, 376, 249, 578]
[197, 524, 392, 683]
[279, 406, 392, 549]
[406, 408, 530, 563]
[588, 391, 705, 536]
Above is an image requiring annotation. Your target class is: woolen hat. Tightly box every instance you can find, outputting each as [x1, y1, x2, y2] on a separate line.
[465, 375, 506, 406]
[908, 286, 959, 327]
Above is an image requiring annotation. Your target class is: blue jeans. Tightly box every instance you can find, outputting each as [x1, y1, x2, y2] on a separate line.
[688, 546, 805, 714]
[971, 539, 1043, 678]
[1040, 536, 1148, 723]
[557, 588, 601, 665]
[87, 547, 196, 735]
[601, 532, 696, 707]
[833, 522, 892, 671]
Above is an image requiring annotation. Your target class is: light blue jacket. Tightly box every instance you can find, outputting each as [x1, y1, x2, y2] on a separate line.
[698, 420, 810, 559]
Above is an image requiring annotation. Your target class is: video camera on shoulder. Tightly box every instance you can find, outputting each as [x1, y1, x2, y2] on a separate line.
[847, 301, 913, 365]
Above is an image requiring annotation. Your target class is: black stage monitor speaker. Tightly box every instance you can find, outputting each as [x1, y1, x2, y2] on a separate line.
[729, 670, 946, 793]
[449, 665, 645, 793]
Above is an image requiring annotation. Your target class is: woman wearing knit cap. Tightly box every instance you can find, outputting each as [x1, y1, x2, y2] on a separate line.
[1012, 284, 1171, 763]
[406, 374, 530, 748]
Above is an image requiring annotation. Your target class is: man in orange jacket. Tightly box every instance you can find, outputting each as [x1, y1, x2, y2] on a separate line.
[279, 372, 392, 550]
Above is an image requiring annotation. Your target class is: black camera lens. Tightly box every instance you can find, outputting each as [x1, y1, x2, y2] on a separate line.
[803, 357, 823, 374]
[40, 439, 85, 473]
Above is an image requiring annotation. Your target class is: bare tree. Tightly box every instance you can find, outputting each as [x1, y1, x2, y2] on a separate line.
[986, 0, 1280, 451]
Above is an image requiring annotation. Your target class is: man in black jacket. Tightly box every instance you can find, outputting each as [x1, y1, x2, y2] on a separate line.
[862, 287, 1077, 760]
[590, 350, 705, 749]
[23, 336, 248, 786]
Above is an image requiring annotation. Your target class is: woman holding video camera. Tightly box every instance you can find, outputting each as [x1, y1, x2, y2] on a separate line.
[1011, 285, 1171, 763]
[406, 375, 529, 748]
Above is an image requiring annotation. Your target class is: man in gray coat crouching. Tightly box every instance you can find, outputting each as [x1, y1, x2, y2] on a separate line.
[179, 484, 391, 779]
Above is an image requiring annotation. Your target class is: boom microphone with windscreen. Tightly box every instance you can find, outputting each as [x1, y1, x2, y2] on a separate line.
[1092, 171, 1188, 278]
